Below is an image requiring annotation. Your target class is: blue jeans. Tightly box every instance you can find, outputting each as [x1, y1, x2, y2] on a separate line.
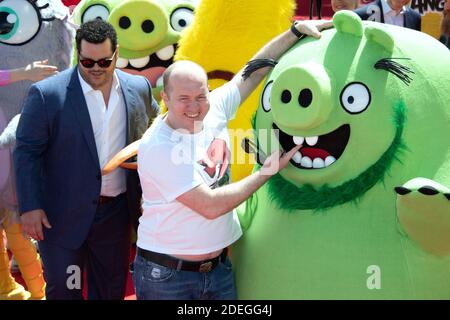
[131, 254, 237, 300]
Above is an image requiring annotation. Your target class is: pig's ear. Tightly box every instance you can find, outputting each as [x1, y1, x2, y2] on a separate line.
[333, 10, 363, 38]
[365, 25, 394, 53]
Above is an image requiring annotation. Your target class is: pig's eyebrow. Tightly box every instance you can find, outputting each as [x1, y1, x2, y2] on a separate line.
[242, 59, 278, 80]
[374, 58, 414, 86]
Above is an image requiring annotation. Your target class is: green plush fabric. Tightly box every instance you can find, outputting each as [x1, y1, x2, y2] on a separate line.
[233, 11, 450, 299]
[267, 102, 407, 211]
[71, 0, 198, 96]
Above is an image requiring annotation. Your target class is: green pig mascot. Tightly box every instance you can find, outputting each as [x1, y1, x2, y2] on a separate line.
[233, 11, 450, 299]
[71, 0, 198, 96]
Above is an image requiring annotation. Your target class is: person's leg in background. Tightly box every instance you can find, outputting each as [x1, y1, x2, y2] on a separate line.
[0, 208, 46, 300]
[0, 227, 29, 300]
[3, 216, 46, 299]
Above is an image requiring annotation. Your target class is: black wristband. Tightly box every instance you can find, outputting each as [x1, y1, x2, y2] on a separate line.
[290, 22, 305, 39]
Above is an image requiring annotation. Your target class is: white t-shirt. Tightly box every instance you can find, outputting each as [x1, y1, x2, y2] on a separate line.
[137, 82, 243, 255]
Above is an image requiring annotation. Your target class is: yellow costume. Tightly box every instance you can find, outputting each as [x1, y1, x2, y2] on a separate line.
[102, 0, 297, 179]
[175, 0, 296, 181]
[0, 214, 45, 300]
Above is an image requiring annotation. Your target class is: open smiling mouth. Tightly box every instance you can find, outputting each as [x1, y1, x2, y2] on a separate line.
[266, 103, 406, 210]
[273, 123, 350, 169]
[116, 45, 176, 87]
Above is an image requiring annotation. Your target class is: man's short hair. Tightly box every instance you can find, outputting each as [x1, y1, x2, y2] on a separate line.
[162, 63, 177, 94]
[76, 19, 117, 53]
[163, 61, 207, 96]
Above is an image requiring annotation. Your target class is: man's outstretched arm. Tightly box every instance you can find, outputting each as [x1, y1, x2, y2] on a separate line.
[176, 145, 301, 220]
[231, 19, 332, 103]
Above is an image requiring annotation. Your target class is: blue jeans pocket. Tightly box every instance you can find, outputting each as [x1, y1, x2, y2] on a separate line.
[142, 260, 176, 283]
[219, 257, 233, 271]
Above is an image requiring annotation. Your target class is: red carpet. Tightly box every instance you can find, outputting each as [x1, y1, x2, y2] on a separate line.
[9, 246, 137, 300]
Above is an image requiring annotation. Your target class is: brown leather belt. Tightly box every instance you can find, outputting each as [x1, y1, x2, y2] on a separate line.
[137, 247, 228, 273]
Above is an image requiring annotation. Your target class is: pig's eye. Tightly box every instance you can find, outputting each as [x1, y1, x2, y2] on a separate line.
[170, 7, 194, 32]
[82, 5, 109, 24]
[261, 80, 273, 112]
[340, 82, 371, 114]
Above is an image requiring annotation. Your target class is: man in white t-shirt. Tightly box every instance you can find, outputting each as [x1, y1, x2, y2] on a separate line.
[134, 19, 332, 300]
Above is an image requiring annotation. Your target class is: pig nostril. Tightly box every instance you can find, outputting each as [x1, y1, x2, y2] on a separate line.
[119, 16, 131, 29]
[281, 90, 292, 103]
[142, 20, 154, 33]
[298, 88, 313, 108]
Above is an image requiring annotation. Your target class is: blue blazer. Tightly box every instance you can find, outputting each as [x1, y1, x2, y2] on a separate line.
[354, 0, 421, 31]
[14, 67, 159, 249]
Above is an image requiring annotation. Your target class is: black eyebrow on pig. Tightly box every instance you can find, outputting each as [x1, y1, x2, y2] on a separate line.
[242, 59, 278, 80]
[374, 58, 414, 86]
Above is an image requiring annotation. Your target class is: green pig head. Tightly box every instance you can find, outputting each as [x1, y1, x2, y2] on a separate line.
[254, 11, 450, 210]
[72, 0, 198, 95]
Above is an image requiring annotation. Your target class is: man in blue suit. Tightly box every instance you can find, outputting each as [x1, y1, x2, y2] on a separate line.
[13, 20, 159, 299]
[354, 0, 421, 31]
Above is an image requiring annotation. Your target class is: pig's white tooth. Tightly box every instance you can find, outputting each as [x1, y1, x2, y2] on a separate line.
[293, 136, 305, 145]
[116, 57, 129, 69]
[305, 136, 318, 146]
[156, 46, 175, 61]
[312, 158, 325, 168]
[300, 156, 312, 168]
[325, 156, 336, 167]
[129, 56, 150, 69]
[292, 151, 302, 163]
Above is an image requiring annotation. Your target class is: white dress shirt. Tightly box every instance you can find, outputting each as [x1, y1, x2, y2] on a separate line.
[78, 70, 127, 196]
[382, 0, 406, 27]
